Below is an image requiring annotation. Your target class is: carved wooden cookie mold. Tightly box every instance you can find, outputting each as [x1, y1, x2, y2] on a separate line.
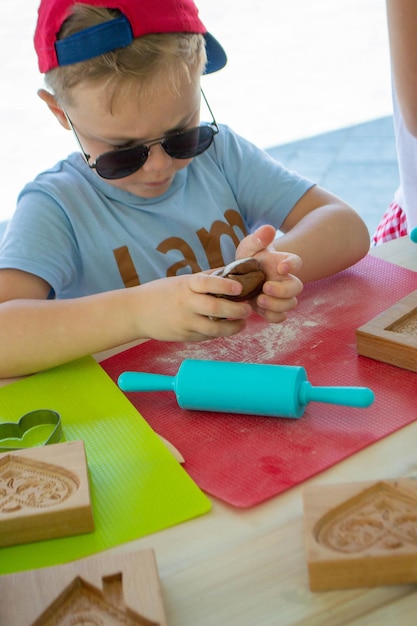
[0, 549, 166, 626]
[303, 479, 417, 590]
[32, 572, 160, 626]
[0, 455, 78, 514]
[0, 440, 94, 547]
[356, 289, 417, 372]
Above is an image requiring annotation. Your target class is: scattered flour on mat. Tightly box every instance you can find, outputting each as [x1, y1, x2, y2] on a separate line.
[147, 317, 319, 367]
[249, 318, 318, 361]
[302, 320, 319, 328]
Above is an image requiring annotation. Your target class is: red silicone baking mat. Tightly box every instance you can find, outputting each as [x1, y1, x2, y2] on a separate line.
[101, 255, 417, 507]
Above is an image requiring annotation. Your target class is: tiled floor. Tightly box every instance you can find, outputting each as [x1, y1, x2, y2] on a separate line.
[267, 116, 399, 238]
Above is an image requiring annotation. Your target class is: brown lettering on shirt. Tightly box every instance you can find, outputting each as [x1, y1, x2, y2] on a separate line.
[113, 245, 140, 287]
[157, 237, 202, 276]
[113, 209, 248, 285]
[197, 209, 248, 268]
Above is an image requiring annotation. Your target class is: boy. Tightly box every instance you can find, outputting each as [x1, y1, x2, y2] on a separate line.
[0, 0, 370, 377]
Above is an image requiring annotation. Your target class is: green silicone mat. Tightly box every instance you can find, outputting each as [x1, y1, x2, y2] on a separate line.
[0, 356, 211, 575]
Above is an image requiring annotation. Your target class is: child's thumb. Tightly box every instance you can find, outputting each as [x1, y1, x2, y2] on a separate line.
[236, 225, 276, 259]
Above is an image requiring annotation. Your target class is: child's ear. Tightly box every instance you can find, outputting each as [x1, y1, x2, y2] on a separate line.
[37, 89, 70, 130]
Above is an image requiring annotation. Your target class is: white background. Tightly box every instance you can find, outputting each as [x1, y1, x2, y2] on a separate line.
[0, 0, 391, 221]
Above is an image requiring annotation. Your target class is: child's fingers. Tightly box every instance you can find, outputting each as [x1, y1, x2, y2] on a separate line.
[191, 272, 244, 298]
[277, 254, 303, 276]
[261, 275, 303, 300]
[197, 293, 252, 322]
[256, 293, 299, 315]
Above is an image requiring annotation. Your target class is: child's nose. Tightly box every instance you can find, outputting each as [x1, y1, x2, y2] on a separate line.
[142, 142, 172, 171]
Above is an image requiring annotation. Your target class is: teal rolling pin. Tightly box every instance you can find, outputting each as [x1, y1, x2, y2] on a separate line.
[118, 359, 374, 419]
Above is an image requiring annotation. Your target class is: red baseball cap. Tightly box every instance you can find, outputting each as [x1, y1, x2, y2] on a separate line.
[34, 0, 227, 74]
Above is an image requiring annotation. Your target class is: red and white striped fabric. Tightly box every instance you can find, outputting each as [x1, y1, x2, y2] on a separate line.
[372, 201, 408, 245]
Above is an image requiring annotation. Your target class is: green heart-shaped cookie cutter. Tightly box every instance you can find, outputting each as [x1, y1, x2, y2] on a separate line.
[0, 410, 62, 453]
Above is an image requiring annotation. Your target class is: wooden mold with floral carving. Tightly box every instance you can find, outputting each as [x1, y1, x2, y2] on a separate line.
[0, 440, 94, 547]
[303, 479, 417, 590]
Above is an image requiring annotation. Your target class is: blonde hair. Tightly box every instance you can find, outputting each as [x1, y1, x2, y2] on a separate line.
[45, 5, 207, 107]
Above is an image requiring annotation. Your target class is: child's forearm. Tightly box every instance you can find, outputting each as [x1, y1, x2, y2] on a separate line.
[276, 203, 370, 283]
[0, 274, 252, 378]
[0, 289, 141, 378]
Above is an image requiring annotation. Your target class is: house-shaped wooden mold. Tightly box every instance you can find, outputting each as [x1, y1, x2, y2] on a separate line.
[0, 548, 166, 625]
[32, 571, 160, 625]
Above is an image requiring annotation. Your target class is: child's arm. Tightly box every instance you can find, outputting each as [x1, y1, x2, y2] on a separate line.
[0, 270, 252, 377]
[236, 185, 370, 322]
[275, 186, 370, 281]
[0, 269, 255, 378]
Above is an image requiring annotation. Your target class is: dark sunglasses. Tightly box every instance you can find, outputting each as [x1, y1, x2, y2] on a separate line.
[65, 90, 219, 180]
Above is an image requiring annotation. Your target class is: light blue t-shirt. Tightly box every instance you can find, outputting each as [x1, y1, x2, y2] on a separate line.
[0, 125, 314, 298]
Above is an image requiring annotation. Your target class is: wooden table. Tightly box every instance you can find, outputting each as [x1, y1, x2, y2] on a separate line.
[97, 236, 416, 626]
[6, 237, 417, 625]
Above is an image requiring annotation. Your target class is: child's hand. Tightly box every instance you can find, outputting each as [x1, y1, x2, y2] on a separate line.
[133, 272, 252, 342]
[236, 225, 303, 323]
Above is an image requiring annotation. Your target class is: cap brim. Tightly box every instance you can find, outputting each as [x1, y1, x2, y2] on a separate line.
[204, 32, 227, 74]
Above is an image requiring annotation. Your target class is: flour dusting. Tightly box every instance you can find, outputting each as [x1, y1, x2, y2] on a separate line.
[135, 309, 324, 372]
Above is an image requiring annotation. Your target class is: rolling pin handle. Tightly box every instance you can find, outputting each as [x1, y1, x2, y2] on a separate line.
[118, 372, 175, 393]
[299, 381, 375, 408]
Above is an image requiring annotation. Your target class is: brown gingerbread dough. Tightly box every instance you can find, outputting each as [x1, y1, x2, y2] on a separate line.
[213, 257, 266, 301]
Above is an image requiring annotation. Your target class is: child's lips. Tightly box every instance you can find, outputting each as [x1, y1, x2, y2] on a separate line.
[144, 177, 171, 188]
